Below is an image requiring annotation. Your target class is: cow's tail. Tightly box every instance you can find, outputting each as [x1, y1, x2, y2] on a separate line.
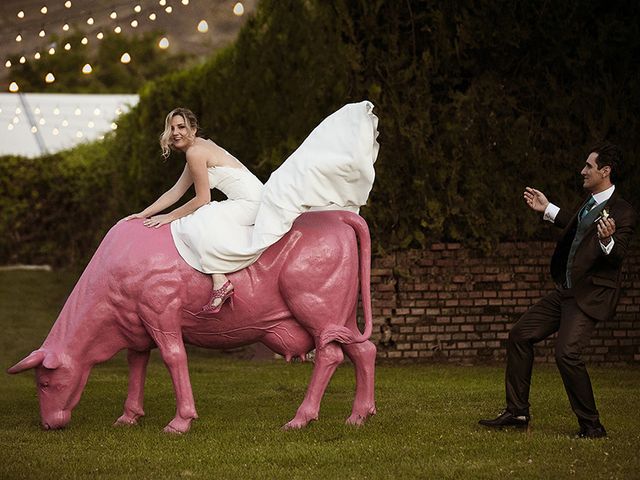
[319, 212, 373, 347]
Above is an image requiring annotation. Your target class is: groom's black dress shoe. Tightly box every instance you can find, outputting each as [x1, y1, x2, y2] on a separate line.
[577, 423, 607, 439]
[479, 410, 530, 428]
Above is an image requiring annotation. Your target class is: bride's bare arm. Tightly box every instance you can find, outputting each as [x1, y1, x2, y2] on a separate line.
[124, 165, 193, 220]
[142, 147, 212, 228]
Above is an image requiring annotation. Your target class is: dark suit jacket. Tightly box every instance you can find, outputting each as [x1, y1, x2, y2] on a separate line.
[550, 190, 637, 321]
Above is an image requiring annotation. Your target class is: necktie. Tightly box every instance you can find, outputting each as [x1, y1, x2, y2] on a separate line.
[578, 197, 596, 222]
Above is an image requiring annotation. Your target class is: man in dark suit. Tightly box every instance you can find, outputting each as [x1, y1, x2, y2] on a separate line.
[479, 142, 637, 438]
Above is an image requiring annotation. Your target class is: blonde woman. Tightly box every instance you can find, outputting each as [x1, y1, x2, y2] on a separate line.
[126, 108, 263, 313]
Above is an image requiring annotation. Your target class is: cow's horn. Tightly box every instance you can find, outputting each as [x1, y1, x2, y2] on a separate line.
[7, 350, 46, 374]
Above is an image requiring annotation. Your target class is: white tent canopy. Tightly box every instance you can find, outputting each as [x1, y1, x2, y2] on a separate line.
[0, 93, 138, 157]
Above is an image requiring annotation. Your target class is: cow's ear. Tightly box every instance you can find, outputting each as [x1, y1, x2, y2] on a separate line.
[7, 350, 46, 374]
[43, 352, 62, 370]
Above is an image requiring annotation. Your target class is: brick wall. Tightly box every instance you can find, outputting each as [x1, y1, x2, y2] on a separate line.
[370, 241, 640, 365]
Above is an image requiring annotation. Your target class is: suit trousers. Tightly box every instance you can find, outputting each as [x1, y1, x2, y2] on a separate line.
[505, 288, 600, 427]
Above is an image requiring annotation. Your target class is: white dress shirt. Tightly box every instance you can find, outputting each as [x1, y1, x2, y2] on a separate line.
[543, 185, 616, 254]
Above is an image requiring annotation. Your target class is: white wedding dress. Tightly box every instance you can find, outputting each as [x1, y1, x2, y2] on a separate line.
[170, 100, 379, 274]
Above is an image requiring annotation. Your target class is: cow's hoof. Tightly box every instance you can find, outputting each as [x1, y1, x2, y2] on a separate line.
[345, 414, 368, 426]
[114, 415, 140, 427]
[163, 424, 185, 435]
[163, 416, 194, 434]
[346, 406, 376, 426]
[282, 416, 317, 430]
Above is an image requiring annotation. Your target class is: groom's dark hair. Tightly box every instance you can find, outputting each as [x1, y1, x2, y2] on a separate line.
[590, 141, 622, 184]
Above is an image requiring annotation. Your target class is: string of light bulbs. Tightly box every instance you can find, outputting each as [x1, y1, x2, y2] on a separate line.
[4, 1, 246, 91]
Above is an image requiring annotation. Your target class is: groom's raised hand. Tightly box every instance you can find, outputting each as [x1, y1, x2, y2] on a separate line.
[523, 187, 549, 213]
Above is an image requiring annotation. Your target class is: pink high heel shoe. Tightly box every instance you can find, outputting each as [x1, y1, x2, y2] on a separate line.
[184, 281, 234, 318]
[203, 280, 234, 313]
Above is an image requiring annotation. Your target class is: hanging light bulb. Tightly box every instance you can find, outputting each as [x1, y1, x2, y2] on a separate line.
[17, 11, 25, 18]
[158, 37, 169, 49]
[111, 122, 118, 130]
[82, 63, 92, 74]
[63, 23, 70, 31]
[74, 108, 82, 115]
[9, 82, 19, 92]
[159, 0, 167, 6]
[149, 12, 157, 20]
[96, 32, 104, 39]
[197, 20, 208, 33]
[115, 107, 123, 115]
[39, 118, 46, 125]
[16, 34, 23, 42]
[76, 131, 83, 138]
[87, 120, 95, 128]
[93, 108, 101, 115]
[110, 11, 117, 19]
[5, 60, 11, 68]
[130, 20, 139, 28]
[19, 56, 26, 64]
[64, 43, 71, 50]
[15, 107, 21, 114]
[134, 5, 142, 13]
[120, 52, 131, 64]
[34, 52, 42, 60]
[182, 0, 189, 5]
[114, 26, 122, 33]
[81, 37, 88, 45]
[48, 47, 55, 55]
[62, 119, 69, 127]
[52, 128, 60, 136]
[233, 2, 245, 16]
[34, 107, 41, 114]
[54, 107, 61, 115]
[65, 1, 72, 8]
[87, 17, 94, 25]
[165, 6, 173, 13]
[31, 126, 38, 133]
[8, 124, 14, 131]
[39, 29, 46, 37]
[13, 115, 20, 122]
[41, 6, 48, 14]
[45, 73, 55, 83]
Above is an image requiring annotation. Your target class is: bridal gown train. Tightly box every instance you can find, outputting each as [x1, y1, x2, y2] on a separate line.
[170, 100, 380, 274]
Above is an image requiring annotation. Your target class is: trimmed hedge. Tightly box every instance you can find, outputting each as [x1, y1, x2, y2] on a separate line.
[1, 0, 639, 266]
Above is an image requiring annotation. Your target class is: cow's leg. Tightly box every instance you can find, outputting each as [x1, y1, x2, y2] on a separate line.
[283, 341, 344, 430]
[342, 340, 377, 425]
[139, 306, 198, 434]
[114, 349, 151, 426]
[154, 331, 198, 434]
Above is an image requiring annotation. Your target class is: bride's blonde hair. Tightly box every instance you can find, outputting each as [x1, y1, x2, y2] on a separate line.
[159, 107, 199, 158]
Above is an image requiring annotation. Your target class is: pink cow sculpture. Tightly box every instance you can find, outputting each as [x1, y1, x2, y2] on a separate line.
[8, 211, 376, 433]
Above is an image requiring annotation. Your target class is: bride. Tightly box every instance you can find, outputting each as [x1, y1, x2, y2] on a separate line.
[126, 102, 379, 314]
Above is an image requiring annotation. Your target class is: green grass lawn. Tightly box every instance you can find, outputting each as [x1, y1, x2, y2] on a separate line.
[1, 270, 639, 479]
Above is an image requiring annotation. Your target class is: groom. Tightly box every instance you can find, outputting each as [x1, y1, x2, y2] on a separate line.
[479, 142, 637, 438]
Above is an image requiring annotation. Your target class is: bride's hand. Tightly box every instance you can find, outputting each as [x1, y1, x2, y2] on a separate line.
[143, 214, 174, 228]
[124, 212, 146, 221]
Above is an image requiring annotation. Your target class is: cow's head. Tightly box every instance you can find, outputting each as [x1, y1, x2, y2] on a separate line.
[8, 350, 85, 430]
